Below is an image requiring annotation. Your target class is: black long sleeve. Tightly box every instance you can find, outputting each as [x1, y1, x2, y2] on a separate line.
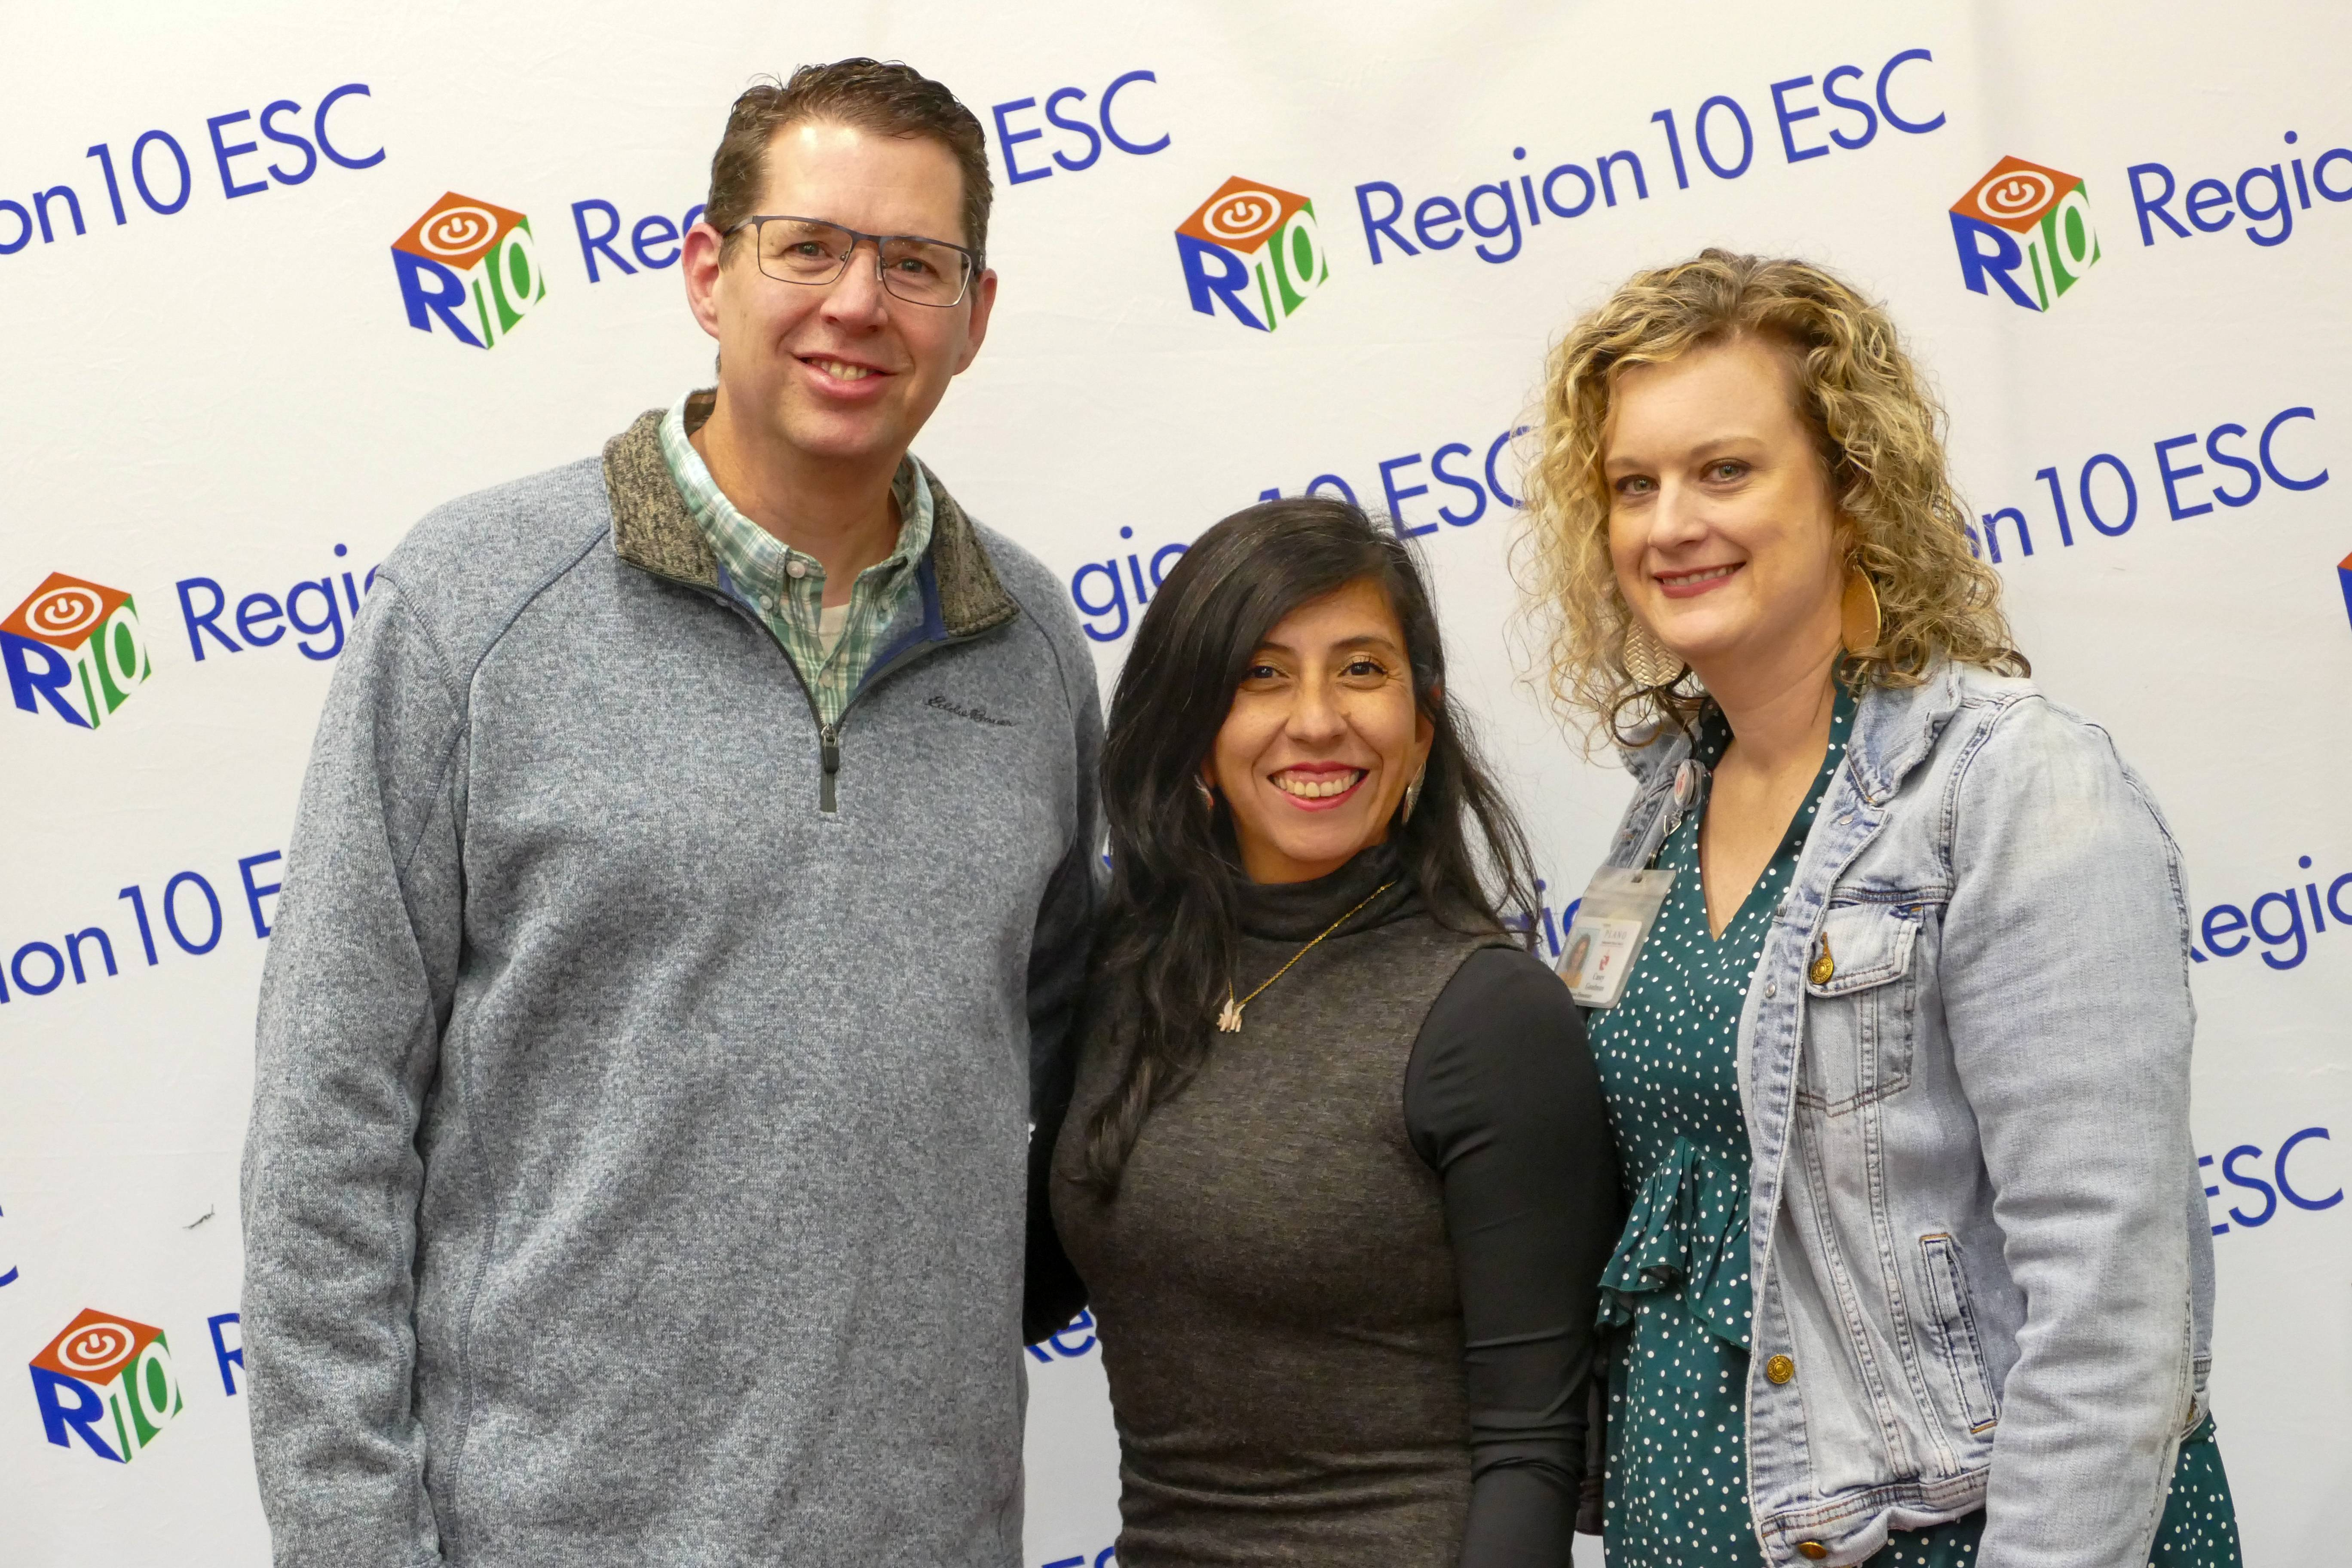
[1406, 946, 1620, 1567]
[1023, 1017, 1090, 1346]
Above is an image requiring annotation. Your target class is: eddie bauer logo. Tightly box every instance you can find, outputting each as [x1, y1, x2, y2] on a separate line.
[29, 1308, 184, 1463]
[392, 190, 548, 349]
[1949, 155, 2102, 312]
[1174, 176, 1332, 333]
[926, 692, 1016, 727]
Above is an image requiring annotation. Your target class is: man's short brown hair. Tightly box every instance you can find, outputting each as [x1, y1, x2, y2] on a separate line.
[706, 60, 993, 263]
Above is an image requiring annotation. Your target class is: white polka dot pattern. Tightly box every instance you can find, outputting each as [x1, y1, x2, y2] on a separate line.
[1588, 692, 2243, 1567]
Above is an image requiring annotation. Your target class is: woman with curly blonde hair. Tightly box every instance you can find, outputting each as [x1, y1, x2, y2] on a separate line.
[1521, 250, 2239, 1568]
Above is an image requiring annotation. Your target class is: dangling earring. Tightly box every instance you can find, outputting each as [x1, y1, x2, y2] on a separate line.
[1194, 777, 1216, 810]
[1840, 568, 1883, 655]
[1401, 764, 1426, 824]
[1623, 620, 1682, 688]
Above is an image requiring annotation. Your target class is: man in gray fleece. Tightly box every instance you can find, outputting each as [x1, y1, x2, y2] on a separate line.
[240, 61, 1101, 1568]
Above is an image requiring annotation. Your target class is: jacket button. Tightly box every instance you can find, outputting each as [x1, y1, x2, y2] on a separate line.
[1766, 1354, 1796, 1384]
[1764, 982, 1777, 999]
[1798, 1544, 1828, 1561]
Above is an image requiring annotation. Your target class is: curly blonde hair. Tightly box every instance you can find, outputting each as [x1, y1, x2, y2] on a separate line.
[1518, 248, 2024, 747]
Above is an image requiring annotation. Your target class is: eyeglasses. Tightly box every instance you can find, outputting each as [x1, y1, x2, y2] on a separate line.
[727, 215, 980, 308]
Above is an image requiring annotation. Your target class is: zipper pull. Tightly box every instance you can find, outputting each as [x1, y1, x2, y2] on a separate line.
[820, 723, 841, 813]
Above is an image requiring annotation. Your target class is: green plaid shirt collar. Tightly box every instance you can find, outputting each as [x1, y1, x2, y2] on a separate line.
[658, 390, 934, 729]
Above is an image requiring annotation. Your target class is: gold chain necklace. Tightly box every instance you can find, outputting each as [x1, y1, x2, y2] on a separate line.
[1216, 880, 1396, 1033]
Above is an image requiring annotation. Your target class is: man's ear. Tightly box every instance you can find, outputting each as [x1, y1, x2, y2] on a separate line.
[952, 266, 998, 375]
[682, 220, 729, 343]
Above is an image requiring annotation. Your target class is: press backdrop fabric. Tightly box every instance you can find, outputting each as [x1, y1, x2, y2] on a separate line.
[1, 3, 2346, 1563]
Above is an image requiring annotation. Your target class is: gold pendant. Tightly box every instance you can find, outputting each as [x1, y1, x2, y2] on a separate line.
[1212, 882, 1390, 1040]
[1809, 937, 1835, 986]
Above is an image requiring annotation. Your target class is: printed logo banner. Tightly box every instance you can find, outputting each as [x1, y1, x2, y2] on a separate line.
[1950, 155, 2101, 310]
[1175, 176, 1331, 331]
[0, 4, 2345, 1565]
[391, 191, 547, 348]
[2, 573, 153, 729]
[29, 1309, 184, 1464]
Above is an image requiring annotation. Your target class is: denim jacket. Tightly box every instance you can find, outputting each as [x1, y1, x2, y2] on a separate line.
[1596, 662, 2215, 1568]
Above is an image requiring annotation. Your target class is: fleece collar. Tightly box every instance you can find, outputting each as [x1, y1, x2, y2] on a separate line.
[600, 402, 1019, 639]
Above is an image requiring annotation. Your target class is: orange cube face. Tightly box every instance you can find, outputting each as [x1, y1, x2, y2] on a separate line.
[31, 1308, 165, 1382]
[1176, 177, 1313, 251]
[1951, 156, 2081, 233]
[392, 191, 529, 271]
[29, 1308, 185, 1464]
[1, 573, 132, 649]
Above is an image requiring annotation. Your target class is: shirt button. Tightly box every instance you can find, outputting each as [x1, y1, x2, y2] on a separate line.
[1798, 1544, 1829, 1561]
[757, 595, 775, 612]
[1766, 1354, 1796, 1384]
[785, 560, 809, 579]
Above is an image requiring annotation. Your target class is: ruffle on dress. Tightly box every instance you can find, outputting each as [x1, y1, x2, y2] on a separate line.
[1598, 1134, 1753, 1351]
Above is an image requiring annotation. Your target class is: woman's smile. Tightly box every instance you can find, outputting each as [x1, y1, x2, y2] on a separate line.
[1654, 563, 1744, 598]
[1271, 763, 1369, 809]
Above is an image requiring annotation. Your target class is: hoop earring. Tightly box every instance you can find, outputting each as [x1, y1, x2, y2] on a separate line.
[1401, 765, 1426, 825]
[1623, 621, 1682, 688]
[1840, 570, 1883, 655]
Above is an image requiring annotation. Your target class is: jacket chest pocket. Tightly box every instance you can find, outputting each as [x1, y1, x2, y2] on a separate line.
[1798, 902, 1920, 1115]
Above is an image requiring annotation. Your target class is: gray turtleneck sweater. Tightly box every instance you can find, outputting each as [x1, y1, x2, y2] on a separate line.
[1046, 847, 1619, 1567]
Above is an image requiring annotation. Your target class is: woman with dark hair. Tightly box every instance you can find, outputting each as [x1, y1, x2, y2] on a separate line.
[1037, 497, 1620, 1567]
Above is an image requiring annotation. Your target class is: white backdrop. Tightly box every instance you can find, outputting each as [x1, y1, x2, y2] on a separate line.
[2, 3, 2346, 1563]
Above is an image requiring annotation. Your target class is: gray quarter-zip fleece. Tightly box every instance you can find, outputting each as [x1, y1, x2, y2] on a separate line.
[240, 409, 1102, 1568]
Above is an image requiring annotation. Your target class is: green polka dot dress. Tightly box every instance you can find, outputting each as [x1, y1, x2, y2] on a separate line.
[1586, 689, 2242, 1568]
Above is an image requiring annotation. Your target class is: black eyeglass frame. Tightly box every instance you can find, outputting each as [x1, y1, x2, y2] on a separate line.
[724, 214, 983, 307]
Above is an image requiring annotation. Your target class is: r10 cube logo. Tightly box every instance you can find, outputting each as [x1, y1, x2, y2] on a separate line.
[3, 572, 153, 729]
[392, 191, 548, 349]
[29, 1308, 183, 1463]
[1176, 176, 1331, 333]
[1950, 156, 2101, 312]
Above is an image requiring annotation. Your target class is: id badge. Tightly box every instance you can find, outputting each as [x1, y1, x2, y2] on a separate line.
[1557, 865, 1677, 1008]
[1559, 758, 1702, 1006]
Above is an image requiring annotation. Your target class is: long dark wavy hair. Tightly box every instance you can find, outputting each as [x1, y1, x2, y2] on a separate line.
[1074, 497, 1540, 1194]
